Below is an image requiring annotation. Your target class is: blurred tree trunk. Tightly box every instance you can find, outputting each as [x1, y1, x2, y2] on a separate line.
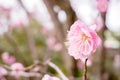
[48, 0, 79, 76]
[99, 13, 107, 80]
[43, 0, 73, 75]
[18, 0, 38, 60]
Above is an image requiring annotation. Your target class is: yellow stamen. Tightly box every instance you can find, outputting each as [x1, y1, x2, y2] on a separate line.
[82, 34, 89, 41]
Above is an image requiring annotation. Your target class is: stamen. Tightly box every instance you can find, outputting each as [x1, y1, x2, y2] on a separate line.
[82, 34, 89, 41]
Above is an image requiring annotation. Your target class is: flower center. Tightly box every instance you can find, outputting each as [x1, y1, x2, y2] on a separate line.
[82, 34, 89, 41]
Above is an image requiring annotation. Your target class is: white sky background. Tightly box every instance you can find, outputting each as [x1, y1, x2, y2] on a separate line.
[0, 0, 120, 48]
[69, 0, 120, 48]
[105, 0, 120, 32]
[0, 0, 54, 30]
[69, 0, 99, 26]
[21, 0, 54, 30]
[69, 0, 120, 33]
[0, 0, 120, 33]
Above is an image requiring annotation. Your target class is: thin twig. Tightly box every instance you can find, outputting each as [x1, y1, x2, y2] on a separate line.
[43, 0, 73, 74]
[48, 62, 69, 80]
[83, 58, 88, 80]
[25, 61, 44, 71]
[0, 63, 11, 71]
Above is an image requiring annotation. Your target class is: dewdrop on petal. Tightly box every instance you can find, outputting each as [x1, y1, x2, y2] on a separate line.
[67, 20, 101, 61]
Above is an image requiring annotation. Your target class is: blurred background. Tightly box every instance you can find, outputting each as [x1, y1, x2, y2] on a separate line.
[0, 0, 120, 80]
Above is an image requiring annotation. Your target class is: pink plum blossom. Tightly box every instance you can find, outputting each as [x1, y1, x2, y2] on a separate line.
[67, 20, 101, 61]
[10, 63, 25, 78]
[1, 52, 16, 65]
[42, 74, 60, 80]
[97, 0, 109, 12]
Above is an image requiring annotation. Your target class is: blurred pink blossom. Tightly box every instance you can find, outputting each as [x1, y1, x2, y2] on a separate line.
[9, 8, 29, 28]
[41, 27, 50, 35]
[0, 14, 9, 35]
[46, 37, 56, 48]
[67, 20, 101, 61]
[114, 54, 120, 69]
[97, 0, 109, 12]
[46, 37, 63, 52]
[90, 15, 104, 31]
[1, 52, 16, 65]
[53, 43, 63, 51]
[77, 58, 92, 69]
[0, 66, 8, 77]
[42, 74, 60, 80]
[94, 15, 104, 31]
[10, 63, 25, 78]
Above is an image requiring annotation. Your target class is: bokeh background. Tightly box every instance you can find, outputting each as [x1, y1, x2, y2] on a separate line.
[0, 0, 120, 80]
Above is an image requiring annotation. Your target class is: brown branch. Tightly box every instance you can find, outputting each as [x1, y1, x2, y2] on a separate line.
[100, 13, 107, 80]
[83, 58, 88, 80]
[48, 61, 69, 80]
[43, 0, 65, 41]
[43, 0, 73, 75]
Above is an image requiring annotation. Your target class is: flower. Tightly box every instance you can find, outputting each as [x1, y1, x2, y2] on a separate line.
[97, 0, 109, 12]
[10, 63, 25, 78]
[67, 20, 101, 61]
[1, 52, 16, 65]
[0, 66, 8, 77]
[42, 74, 60, 80]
